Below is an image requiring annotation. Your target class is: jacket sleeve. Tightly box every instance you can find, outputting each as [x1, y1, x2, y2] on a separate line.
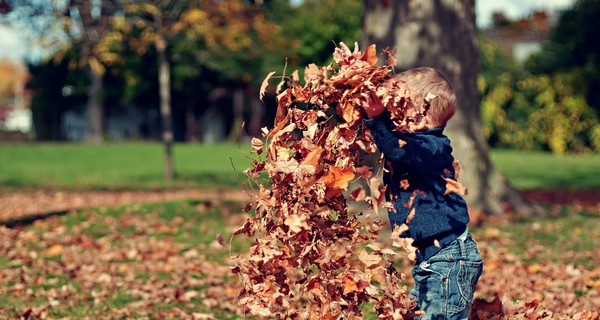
[364, 115, 448, 174]
[364, 115, 411, 163]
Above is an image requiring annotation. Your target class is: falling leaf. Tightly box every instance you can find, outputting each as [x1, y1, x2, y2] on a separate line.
[259, 71, 276, 101]
[216, 233, 225, 247]
[399, 179, 410, 190]
[284, 214, 310, 233]
[358, 249, 382, 268]
[452, 160, 461, 181]
[301, 147, 323, 167]
[442, 176, 468, 196]
[317, 165, 355, 192]
[350, 187, 367, 202]
[251, 137, 263, 154]
[361, 44, 378, 66]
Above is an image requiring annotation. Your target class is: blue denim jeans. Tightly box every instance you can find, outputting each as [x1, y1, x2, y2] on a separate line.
[409, 234, 483, 320]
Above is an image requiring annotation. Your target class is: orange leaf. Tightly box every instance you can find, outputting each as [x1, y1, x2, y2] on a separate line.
[442, 177, 468, 196]
[340, 100, 361, 124]
[399, 179, 409, 190]
[318, 165, 355, 191]
[361, 44, 378, 66]
[293, 85, 309, 102]
[341, 274, 367, 295]
[301, 147, 323, 167]
[343, 279, 359, 295]
[43, 244, 64, 257]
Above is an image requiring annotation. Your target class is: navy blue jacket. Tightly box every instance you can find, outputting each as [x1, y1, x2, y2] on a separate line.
[364, 113, 469, 262]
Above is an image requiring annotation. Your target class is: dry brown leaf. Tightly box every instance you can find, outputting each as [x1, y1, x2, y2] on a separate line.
[260, 71, 276, 101]
[442, 176, 468, 196]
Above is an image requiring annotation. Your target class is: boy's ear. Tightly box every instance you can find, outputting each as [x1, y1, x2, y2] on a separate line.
[409, 116, 428, 132]
[422, 115, 436, 129]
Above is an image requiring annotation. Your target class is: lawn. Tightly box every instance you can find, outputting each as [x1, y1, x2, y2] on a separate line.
[490, 149, 600, 189]
[1, 142, 599, 190]
[0, 142, 253, 190]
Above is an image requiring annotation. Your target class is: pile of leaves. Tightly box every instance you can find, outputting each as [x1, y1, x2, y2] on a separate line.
[231, 43, 430, 319]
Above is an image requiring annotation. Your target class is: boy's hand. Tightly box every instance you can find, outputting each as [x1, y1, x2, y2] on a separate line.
[362, 91, 386, 119]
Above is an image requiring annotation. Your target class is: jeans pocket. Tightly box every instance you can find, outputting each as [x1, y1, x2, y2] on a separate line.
[457, 260, 483, 304]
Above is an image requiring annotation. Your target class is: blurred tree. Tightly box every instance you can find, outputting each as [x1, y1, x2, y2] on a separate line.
[362, 0, 543, 217]
[526, 0, 600, 119]
[27, 49, 87, 140]
[0, 0, 123, 143]
[60, 0, 123, 143]
[102, 0, 284, 179]
[278, 0, 362, 67]
[491, 11, 510, 28]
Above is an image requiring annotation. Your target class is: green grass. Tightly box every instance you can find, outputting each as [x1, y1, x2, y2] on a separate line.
[490, 149, 600, 189]
[0, 142, 253, 190]
[1, 143, 598, 190]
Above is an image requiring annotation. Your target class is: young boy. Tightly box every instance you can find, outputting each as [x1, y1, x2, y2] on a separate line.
[362, 67, 483, 319]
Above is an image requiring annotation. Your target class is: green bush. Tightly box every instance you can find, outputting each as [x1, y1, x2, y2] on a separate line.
[478, 39, 600, 154]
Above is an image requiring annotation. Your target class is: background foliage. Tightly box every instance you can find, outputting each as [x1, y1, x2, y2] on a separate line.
[478, 0, 600, 154]
[1, 0, 599, 153]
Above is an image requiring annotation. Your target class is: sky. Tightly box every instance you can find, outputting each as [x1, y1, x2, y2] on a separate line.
[0, 0, 576, 64]
[475, 0, 575, 27]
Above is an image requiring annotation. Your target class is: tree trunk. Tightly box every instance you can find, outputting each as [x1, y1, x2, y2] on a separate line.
[85, 64, 103, 144]
[185, 101, 198, 142]
[156, 36, 174, 180]
[362, 0, 543, 218]
[228, 87, 245, 142]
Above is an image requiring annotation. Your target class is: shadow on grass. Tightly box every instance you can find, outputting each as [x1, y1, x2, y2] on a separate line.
[1, 210, 70, 228]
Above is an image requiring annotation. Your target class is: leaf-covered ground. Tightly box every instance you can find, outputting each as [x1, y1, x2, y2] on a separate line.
[0, 200, 248, 320]
[0, 190, 599, 319]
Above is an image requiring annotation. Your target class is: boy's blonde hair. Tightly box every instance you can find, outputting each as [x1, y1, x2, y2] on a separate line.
[397, 67, 457, 127]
